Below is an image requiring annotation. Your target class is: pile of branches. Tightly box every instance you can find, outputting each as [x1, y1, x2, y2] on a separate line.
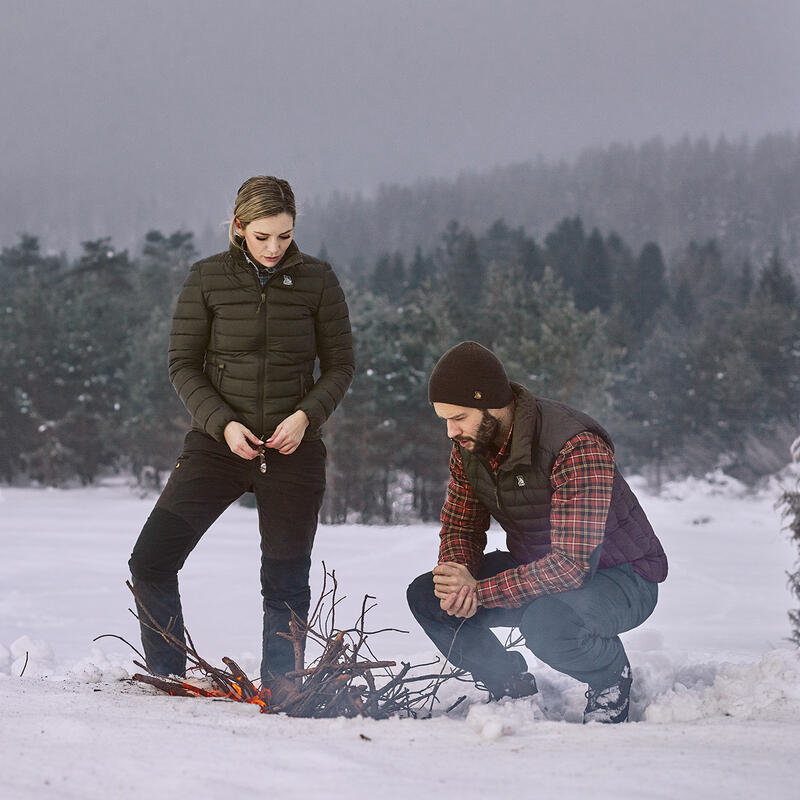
[109, 566, 471, 719]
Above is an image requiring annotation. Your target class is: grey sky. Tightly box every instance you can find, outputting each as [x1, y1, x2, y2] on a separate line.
[2, 0, 799, 247]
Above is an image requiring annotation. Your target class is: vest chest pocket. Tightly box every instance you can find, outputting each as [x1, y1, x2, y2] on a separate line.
[498, 474, 548, 515]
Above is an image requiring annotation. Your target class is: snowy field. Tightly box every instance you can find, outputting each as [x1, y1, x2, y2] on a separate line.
[1, 470, 799, 800]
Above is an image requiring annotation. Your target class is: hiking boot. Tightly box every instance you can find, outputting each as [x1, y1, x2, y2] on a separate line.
[487, 671, 538, 701]
[583, 664, 632, 723]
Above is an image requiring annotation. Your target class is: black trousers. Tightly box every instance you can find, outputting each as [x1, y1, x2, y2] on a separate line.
[407, 550, 658, 692]
[128, 430, 326, 684]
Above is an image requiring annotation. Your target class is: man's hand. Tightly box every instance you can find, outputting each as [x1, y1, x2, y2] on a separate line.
[224, 421, 263, 459]
[433, 562, 479, 618]
[265, 410, 310, 455]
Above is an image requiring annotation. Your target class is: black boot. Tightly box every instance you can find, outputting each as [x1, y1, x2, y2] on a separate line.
[482, 650, 538, 700]
[487, 671, 538, 701]
[131, 576, 187, 677]
[583, 664, 632, 723]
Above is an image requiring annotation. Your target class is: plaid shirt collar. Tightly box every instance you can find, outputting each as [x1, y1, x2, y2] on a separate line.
[487, 422, 515, 472]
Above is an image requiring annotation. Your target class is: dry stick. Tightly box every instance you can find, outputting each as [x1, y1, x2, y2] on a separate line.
[132, 673, 197, 697]
[308, 563, 331, 626]
[221, 657, 259, 699]
[93, 633, 147, 663]
[284, 659, 396, 678]
[19, 651, 29, 678]
[288, 616, 306, 681]
[446, 695, 468, 713]
[425, 618, 467, 716]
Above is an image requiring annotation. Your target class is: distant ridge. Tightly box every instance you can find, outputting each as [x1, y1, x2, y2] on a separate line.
[299, 133, 800, 273]
[2, 133, 799, 270]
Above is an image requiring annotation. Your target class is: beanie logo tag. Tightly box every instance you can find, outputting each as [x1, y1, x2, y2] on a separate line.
[515, 474, 526, 487]
[474, 391, 482, 400]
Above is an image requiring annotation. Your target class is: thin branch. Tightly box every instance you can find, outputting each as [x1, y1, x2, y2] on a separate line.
[93, 633, 147, 663]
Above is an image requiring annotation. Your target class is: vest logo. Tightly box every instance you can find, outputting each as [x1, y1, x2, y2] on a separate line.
[515, 474, 526, 487]
[474, 391, 482, 400]
[283, 275, 294, 286]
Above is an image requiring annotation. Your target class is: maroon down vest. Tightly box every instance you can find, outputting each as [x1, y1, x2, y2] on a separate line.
[460, 385, 668, 583]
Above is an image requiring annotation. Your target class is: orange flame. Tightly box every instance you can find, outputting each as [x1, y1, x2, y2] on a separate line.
[173, 680, 270, 712]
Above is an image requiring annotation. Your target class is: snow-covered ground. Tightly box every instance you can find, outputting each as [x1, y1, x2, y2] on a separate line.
[1, 471, 799, 799]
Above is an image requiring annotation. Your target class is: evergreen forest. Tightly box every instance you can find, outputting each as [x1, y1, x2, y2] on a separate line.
[2, 137, 799, 522]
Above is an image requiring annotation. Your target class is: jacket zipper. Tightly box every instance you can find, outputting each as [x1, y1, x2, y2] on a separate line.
[217, 362, 225, 391]
[257, 288, 266, 438]
[245, 256, 293, 442]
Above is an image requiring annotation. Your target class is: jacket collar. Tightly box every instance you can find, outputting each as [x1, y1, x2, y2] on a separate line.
[230, 239, 304, 275]
[498, 382, 540, 472]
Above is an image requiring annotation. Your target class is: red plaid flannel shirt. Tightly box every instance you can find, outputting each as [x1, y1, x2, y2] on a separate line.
[438, 430, 614, 608]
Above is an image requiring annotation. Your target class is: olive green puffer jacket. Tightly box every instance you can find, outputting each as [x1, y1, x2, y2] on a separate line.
[168, 241, 354, 442]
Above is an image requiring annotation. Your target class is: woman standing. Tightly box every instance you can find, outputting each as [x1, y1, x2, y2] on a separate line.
[128, 176, 354, 688]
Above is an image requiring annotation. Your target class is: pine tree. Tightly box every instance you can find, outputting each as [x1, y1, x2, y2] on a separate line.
[544, 216, 586, 293]
[407, 246, 433, 292]
[140, 230, 197, 311]
[630, 242, 668, 332]
[779, 474, 800, 646]
[575, 228, 613, 312]
[437, 222, 486, 340]
[369, 251, 406, 298]
[756, 250, 797, 308]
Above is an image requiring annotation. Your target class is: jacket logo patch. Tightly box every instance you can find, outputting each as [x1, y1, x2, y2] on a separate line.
[515, 474, 526, 487]
[474, 391, 482, 399]
[283, 275, 294, 286]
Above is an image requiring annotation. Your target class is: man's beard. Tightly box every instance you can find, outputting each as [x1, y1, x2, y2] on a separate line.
[455, 411, 500, 457]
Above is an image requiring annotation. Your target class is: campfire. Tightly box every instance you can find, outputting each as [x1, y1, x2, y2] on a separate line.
[102, 567, 471, 719]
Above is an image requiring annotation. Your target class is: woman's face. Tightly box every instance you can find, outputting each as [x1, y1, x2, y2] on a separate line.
[235, 212, 294, 269]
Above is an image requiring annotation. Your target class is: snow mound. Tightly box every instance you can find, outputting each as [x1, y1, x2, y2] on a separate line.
[644, 649, 800, 723]
[659, 469, 750, 501]
[66, 647, 131, 683]
[466, 694, 545, 739]
[6, 635, 55, 678]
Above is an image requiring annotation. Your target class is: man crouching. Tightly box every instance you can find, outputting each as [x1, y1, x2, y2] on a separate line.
[407, 341, 667, 723]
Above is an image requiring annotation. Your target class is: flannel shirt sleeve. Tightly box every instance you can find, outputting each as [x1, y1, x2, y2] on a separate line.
[475, 431, 614, 608]
[437, 445, 489, 576]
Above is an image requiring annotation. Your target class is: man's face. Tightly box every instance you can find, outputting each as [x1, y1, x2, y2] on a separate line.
[433, 402, 500, 455]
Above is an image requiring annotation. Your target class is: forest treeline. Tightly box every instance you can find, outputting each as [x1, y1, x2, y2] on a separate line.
[4, 133, 800, 274]
[303, 133, 800, 274]
[1, 212, 798, 522]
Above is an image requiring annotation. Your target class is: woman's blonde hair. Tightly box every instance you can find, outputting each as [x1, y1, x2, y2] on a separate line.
[228, 176, 296, 248]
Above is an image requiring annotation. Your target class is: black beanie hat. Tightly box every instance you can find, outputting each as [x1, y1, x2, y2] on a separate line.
[428, 341, 513, 408]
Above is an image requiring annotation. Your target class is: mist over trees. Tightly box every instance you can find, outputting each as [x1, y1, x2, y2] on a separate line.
[2, 175, 798, 520]
[302, 133, 800, 276]
[4, 133, 800, 273]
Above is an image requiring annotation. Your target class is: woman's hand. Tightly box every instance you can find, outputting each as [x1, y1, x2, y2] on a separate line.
[223, 421, 263, 459]
[266, 410, 309, 455]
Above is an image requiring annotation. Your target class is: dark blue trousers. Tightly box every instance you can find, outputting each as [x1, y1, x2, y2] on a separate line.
[129, 430, 326, 684]
[407, 550, 658, 691]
